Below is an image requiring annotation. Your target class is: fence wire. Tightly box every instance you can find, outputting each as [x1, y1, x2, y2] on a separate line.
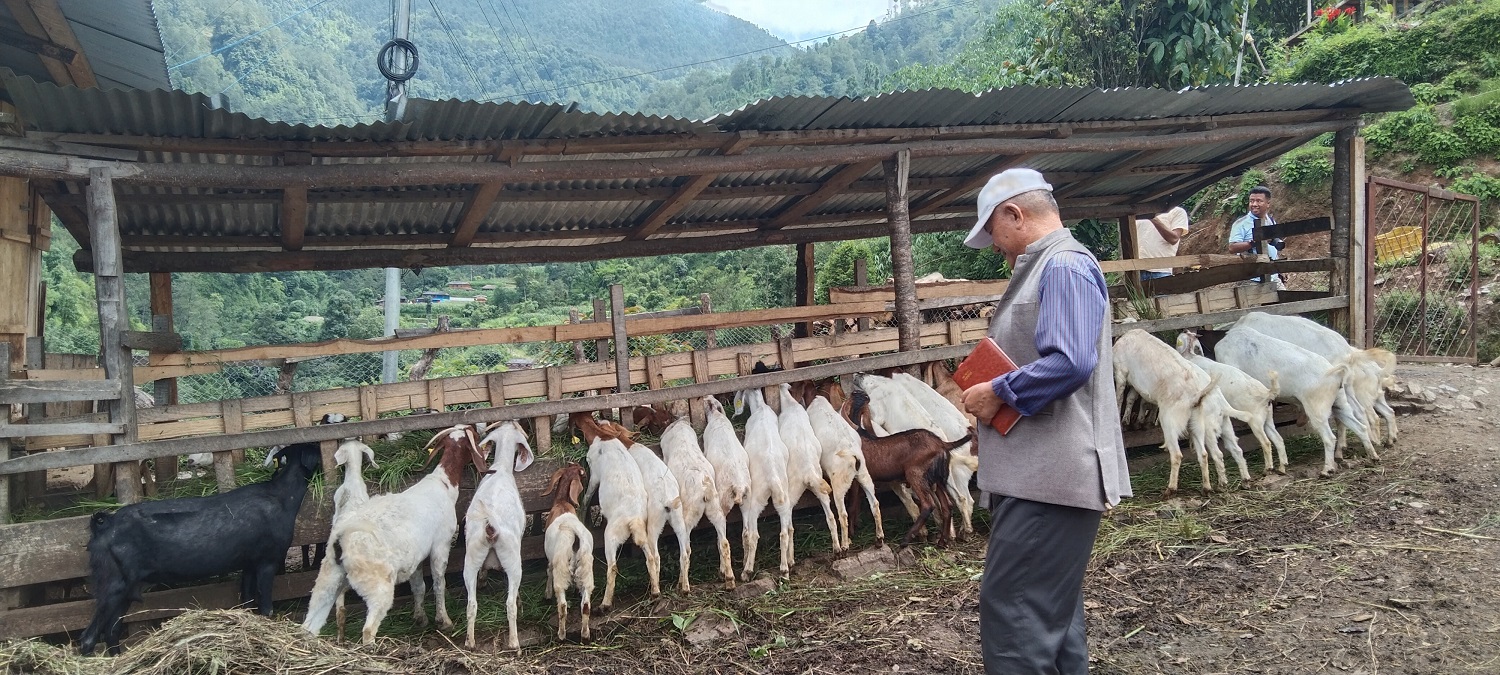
[1369, 182, 1479, 360]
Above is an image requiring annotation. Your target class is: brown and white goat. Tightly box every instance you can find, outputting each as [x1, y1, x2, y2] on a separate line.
[845, 391, 964, 547]
[542, 463, 594, 641]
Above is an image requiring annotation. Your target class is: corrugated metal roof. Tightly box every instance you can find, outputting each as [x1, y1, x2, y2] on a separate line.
[0, 74, 1415, 272]
[0, 0, 167, 91]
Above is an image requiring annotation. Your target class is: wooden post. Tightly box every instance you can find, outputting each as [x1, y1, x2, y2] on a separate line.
[22, 337, 45, 503]
[535, 367, 560, 455]
[592, 298, 608, 375]
[486, 373, 506, 410]
[884, 149, 920, 376]
[610, 285, 630, 427]
[1118, 216, 1143, 297]
[794, 243, 815, 338]
[569, 309, 585, 363]
[699, 294, 716, 349]
[149, 270, 177, 488]
[689, 350, 710, 431]
[216, 399, 243, 493]
[87, 168, 140, 504]
[854, 258, 871, 333]
[1329, 126, 1355, 337]
[359, 385, 379, 443]
[0, 343, 11, 523]
[1350, 135, 1368, 347]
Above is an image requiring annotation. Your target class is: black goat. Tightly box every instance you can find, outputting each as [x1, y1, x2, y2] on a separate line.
[78, 443, 323, 655]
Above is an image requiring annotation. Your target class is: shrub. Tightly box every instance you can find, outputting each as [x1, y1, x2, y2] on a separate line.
[1275, 145, 1334, 189]
[1362, 106, 1439, 155]
[1417, 129, 1472, 167]
[1285, 0, 1500, 85]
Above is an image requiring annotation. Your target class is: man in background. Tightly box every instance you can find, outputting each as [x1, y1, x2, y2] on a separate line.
[1228, 185, 1287, 288]
[1134, 206, 1190, 281]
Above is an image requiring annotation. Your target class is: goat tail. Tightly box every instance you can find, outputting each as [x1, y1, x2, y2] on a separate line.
[1191, 372, 1222, 408]
[1265, 370, 1281, 401]
[941, 432, 974, 453]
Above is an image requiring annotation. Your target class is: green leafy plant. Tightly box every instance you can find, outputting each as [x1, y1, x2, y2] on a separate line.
[1275, 145, 1335, 189]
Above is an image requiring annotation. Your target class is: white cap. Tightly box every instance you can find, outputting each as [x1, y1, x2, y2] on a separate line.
[963, 168, 1053, 249]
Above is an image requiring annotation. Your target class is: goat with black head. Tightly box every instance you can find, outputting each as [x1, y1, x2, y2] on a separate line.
[78, 443, 323, 655]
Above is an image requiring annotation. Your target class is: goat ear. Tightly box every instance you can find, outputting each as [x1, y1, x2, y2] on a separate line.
[513, 436, 535, 472]
[362, 444, 378, 469]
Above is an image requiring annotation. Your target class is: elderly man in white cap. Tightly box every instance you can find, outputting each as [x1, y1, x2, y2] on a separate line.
[958, 168, 1131, 675]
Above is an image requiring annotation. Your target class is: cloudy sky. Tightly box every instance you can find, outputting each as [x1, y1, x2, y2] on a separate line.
[705, 0, 892, 43]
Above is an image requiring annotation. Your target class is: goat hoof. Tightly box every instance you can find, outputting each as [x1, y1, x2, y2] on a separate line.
[438, 619, 454, 630]
[1161, 488, 1177, 499]
[1318, 469, 1336, 479]
[723, 579, 736, 591]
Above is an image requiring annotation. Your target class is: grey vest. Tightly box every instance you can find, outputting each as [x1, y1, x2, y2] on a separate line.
[978, 228, 1132, 512]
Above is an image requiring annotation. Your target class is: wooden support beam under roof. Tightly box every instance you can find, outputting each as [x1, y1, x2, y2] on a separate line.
[908, 154, 1032, 219]
[277, 152, 311, 250]
[1144, 134, 1315, 207]
[1053, 148, 1174, 200]
[764, 159, 883, 230]
[2, 0, 96, 89]
[628, 132, 758, 240]
[447, 181, 503, 248]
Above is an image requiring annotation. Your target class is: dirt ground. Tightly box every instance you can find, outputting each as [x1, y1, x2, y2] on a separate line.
[9, 364, 1498, 675]
[473, 363, 1500, 674]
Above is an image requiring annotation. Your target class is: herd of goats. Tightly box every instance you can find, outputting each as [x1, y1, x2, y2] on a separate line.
[72, 310, 1397, 655]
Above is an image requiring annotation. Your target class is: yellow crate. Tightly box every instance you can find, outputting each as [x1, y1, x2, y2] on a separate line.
[1375, 226, 1423, 264]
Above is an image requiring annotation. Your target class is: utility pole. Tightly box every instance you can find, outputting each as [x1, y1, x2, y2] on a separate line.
[381, 0, 414, 383]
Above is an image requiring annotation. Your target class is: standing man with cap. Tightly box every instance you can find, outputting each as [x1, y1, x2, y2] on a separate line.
[958, 168, 1131, 674]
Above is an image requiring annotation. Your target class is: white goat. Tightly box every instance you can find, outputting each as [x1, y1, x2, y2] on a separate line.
[890, 372, 980, 540]
[460, 421, 535, 650]
[620, 430, 690, 594]
[804, 393, 883, 549]
[660, 417, 735, 591]
[733, 387, 795, 580]
[1175, 332, 1288, 475]
[542, 464, 593, 641]
[302, 425, 489, 643]
[571, 413, 657, 611]
[1236, 312, 1397, 446]
[1113, 330, 1252, 495]
[328, 440, 377, 642]
[775, 383, 841, 555]
[701, 396, 751, 523]
[1215, 325, 1375, 475]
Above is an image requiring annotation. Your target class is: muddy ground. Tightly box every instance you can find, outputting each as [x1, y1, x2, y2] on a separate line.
[474, 363, 1500, 674]
[9, 363, 1497, 675]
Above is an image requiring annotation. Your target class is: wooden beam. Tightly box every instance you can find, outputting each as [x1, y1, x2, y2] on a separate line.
[1140, 258, 1336, 296]
[11, 0, 95, 88]
[794, 242, 815, 339]
[1, 0, 72, 86]
[1098, 253, 1263, 274]
[0, 344, 10, 522]
[0, 421, 126, 438]
[1329, 126, 1355, 336]
[0, 24, 77, 62]
[86, 168, 137, 503]
[1056, 148, 1172, 199]
[119, 330, 182, 353]
[628, 132, 757, 240]
[610, 284, 630, 426]
[0, 379, 121, 404]
[1118, 215, 1142, 296]
[447, 181, 503, 248]
[1142, 134, 1322, 206]
[1112, 295, 1349, 336]
[885, 150, 920, 369]
[1258, 216, 1332, 239]
[767, 159, 882, 229]
[0, 344, 979, 476]
[1349, 135, 1368, 348]
[908, 154, 1032, 219]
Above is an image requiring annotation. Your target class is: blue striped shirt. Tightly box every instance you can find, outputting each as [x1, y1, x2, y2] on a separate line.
[990, 251, 1109, 416]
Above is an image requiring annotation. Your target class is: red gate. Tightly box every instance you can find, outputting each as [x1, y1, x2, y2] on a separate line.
[1364, 177, 1481, 363]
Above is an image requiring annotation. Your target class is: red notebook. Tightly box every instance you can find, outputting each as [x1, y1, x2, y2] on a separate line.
[950, 337, 1023, 436]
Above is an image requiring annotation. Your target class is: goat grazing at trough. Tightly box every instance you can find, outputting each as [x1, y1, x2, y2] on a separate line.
[571, 412, 660, 611]
[603, 420, 691, 594]
[542, 463, 594, 641]
[733, 386, 796, 580]
[79, 443, 323, 655]
[852, 373, 971, 540]
[844, 394, 964, 547]
[889, 372, 981, 541]
[327, 439, 378, 642]
[1176, 331, 1288, 475]
[460, 421, 535, 650]
[661, 416, 736, 590]
[701, 395, 751, 525]
[776, 383, 843, 555]
[1214, 325, 1377, 476]
[631, 403, 676, 436]
[302, 426, 491, 644]
[1235, 312, 1398, 446]
[792, 381, 884, 549]
[1113, 329, 1253, 496]
[923, 361, 977, 428]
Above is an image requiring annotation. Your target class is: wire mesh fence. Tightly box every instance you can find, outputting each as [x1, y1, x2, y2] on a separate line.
[1368, 179, 1480, 360]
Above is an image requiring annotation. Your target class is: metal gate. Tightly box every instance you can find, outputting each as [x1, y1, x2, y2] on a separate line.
[1364, 177, 1481, 362]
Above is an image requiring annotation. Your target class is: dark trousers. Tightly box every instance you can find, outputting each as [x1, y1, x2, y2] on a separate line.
[981, 495, 1103, 675]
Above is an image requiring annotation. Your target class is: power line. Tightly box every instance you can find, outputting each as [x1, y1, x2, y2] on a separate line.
[477, 0, 977, 102]
[426, 0, 486, 95]
[169, 0, 350, 71]
[489, 0, 545, 95]
[471, 0, 535, 96]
